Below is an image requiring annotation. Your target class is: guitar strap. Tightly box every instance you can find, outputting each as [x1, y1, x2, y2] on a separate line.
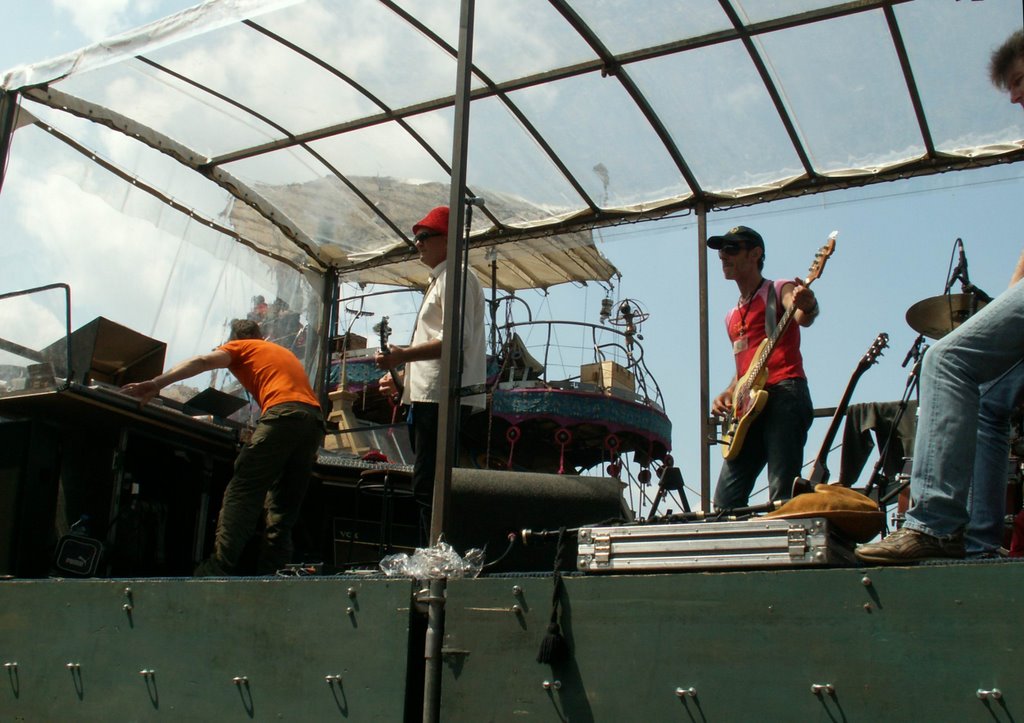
[764, 279, 780, 338]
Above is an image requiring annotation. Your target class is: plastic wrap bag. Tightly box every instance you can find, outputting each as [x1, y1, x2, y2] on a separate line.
[379, 540, 484, 579]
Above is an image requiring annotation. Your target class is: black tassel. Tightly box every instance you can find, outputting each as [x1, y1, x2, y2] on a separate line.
[536, 620, 569, 664]
[537, 528, 570, 664]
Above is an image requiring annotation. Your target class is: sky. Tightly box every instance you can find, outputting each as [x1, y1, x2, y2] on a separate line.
[2, 1, 1024, 517]
[0, 1, 194, 70]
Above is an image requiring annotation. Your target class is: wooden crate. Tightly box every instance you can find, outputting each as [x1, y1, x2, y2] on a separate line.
[580, 360, 634, 393]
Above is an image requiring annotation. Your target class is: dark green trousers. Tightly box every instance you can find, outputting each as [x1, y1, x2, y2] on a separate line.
[197, 402, 322, 575]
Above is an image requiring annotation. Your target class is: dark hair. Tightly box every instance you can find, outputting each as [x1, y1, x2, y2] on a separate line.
[990, 29, 1024, 90]
[229, 319, 263, 340]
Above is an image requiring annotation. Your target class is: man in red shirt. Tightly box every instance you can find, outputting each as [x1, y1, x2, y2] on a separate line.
[121, 319, 323, 575]
[709, 226, 820, 509]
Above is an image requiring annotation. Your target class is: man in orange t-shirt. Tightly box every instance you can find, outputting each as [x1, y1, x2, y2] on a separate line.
[122, 319, 323, 575]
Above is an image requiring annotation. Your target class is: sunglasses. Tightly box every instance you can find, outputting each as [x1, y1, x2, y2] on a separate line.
[414, 231, 444, 244]
[718, 243, 748, 256]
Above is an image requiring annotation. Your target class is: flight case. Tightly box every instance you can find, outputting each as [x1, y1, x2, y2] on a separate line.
[576, 517, 856, 572]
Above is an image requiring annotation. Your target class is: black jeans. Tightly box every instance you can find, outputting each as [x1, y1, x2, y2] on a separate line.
[408, 401, 473, 544]
[713, 377, 813, 509]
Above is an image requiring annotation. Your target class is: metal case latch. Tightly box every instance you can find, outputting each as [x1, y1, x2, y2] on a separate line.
[787, 526, 808, 558]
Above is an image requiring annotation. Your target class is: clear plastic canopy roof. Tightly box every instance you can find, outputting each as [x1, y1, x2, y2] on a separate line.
[3, 0, 1023, 290]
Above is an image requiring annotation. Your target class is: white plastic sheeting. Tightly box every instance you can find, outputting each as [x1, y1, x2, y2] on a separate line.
[5, 0, 1022, 277]
[1, 0, 1022, 380]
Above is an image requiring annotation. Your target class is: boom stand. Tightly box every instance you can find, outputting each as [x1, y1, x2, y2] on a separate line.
[865, 338, 925, 522]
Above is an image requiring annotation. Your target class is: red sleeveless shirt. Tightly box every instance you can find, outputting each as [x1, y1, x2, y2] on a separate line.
[725, 278, 805, 385]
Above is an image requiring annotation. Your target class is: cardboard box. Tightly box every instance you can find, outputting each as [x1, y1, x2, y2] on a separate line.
[580, 361, 635, 393]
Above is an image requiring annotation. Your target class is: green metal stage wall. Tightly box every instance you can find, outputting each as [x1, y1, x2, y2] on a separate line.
[2, 563, 1022, 721]
[441, 563, 1022, 722]
[0, 577, 414, 721]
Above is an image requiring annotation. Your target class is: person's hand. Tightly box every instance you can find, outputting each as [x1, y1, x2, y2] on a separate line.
[378, 372, 398, 397]
[374, 344, 403, 369]
[120, 379, 159, 405]
[712, 389, 733, 417]
[791, 279, 818, 314]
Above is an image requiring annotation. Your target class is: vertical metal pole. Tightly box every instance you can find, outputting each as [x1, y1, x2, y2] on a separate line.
[489, 258, 498, 357]
[424, 1, 475, 722]
[696, 203, 712, 510]
[0, 91, 20, 195]
[318, 266, 339, 404]
[429, 0, 475, 549]
[422, 577, 446, 723]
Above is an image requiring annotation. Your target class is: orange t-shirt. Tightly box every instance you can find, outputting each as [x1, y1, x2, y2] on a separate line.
[218, 339, 320, 413]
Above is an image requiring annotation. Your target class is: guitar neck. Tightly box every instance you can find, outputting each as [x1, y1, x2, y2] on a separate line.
[807, 333, 888, 484]
[808, 368, 866, 485]
[738, 233, 834, 396]
[379, 317, 403, 398]
[742, 288, 799, 389]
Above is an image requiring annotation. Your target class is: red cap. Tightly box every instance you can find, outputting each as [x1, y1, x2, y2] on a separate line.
[413, 206, 449, 237]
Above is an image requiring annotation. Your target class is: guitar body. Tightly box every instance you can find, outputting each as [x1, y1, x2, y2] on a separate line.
[721, 346, 770, 460]
[721, 387, 769, 461]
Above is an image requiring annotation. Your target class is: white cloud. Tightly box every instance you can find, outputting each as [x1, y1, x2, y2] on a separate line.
[51, 0, 163, 42]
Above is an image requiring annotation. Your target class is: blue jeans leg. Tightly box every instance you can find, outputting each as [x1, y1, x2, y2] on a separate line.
[905, 282, 1024, 539]
[965, 362, 1024, 554]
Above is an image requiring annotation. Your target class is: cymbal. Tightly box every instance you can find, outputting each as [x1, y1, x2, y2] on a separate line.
[905, 293, 989, 340]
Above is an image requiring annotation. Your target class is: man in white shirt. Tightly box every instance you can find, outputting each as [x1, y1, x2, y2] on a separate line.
[375, 206, 487, 534]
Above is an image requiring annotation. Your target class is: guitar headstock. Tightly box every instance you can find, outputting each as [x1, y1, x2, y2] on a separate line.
[378, 315, 392, 351]
[860, 332, 889, 368]
[804, 230, 837, 285]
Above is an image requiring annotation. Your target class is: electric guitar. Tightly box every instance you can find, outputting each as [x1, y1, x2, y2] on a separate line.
[376, 316, 403, 404]
[796, 332, 889, 491]
[719, 232, 837, 461]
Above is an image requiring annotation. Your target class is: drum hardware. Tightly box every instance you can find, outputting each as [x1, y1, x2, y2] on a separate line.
[864, 337, 923, 501]
[879, 458, 913, 506]
[905, 293, 989, 340]
[906, 239, 993, 340]
[647, 465, 689, 520]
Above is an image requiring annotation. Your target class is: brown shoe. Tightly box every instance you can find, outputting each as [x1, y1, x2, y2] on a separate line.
[855, 527, 965, 564]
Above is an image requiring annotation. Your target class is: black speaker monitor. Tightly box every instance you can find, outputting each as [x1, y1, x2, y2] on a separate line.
[446, 469, 628, 573]
[0, 420, 61, 577]
[42, 316, 166, 386]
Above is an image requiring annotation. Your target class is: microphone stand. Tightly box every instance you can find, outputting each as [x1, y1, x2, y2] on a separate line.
[647, 466, 689, 520]
[953, 237, 994, 309]
[959, 274, 993, 308]
[863, 337, 926, 509]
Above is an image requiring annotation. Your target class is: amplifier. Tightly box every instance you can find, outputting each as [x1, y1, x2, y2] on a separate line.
[333, 515, 419, 567]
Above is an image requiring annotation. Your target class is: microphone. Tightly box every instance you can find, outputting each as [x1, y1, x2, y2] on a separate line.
[943, 238, 967, 294]
[902, 334, 925, 368]
[954, 239, 994, 307]
[956, 238, 969, 285]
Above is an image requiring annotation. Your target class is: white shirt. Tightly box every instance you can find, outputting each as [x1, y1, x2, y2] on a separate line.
[403, 261, 487, 410]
